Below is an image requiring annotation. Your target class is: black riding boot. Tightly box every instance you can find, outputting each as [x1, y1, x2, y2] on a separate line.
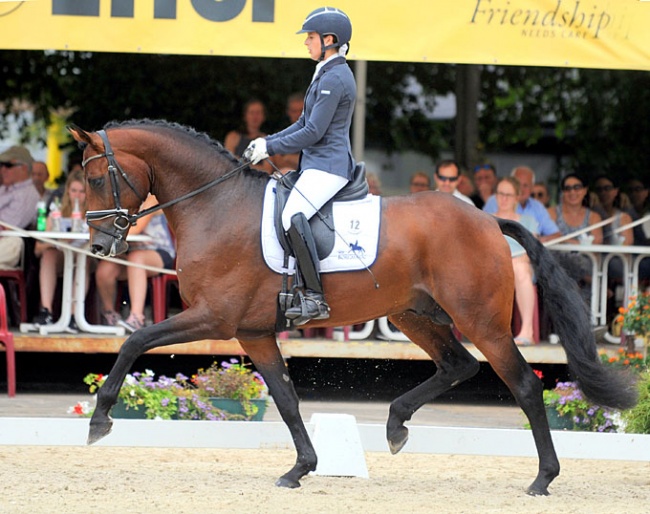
[285, 213, 330, 325]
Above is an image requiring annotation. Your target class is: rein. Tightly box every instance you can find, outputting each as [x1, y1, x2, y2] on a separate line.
[84, 129, 247, 241]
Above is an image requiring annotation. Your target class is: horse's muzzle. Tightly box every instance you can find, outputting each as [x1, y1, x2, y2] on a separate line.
[90, 236, 129, 257]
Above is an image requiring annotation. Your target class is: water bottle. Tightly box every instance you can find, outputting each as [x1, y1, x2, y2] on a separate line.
[71, 198, 83, 232]
[49, 200, 62, 232]
[36, 201, 47, 231]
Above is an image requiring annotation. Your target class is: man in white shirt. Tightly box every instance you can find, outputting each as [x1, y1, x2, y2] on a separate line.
[433, 160, 474, 205]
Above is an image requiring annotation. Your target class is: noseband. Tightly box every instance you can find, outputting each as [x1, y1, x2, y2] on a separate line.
[83, 129, 148, 243]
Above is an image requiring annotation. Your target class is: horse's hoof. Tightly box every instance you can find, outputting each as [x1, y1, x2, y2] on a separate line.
[87, 421, 113, 445]
[387, 426, 409, 455]
[275, 476, 301, 489]
[526, 486, 550, 496]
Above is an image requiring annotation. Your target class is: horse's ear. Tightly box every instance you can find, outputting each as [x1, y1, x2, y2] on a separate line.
[67, 124, 104, 152]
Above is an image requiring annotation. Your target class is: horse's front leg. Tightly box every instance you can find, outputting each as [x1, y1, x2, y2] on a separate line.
[239, 335, 317, 488]
[88, 307, 221, 445]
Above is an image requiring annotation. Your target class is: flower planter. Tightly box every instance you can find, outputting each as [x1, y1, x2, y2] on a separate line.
[209, 398, 268, 421]
[111, 398, 148, 419]
[545, 406, 576, 430]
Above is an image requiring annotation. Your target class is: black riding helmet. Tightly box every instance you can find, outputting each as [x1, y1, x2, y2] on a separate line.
[296, 7, 352, 61]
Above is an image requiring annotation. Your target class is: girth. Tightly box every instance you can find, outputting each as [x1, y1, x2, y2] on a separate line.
[274, 162, 368, 259]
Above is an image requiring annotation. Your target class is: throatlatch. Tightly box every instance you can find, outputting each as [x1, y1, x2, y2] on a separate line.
[284, 213, 330, 326]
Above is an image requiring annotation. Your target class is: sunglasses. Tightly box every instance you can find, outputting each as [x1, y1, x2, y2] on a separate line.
[473, 165, 493, 173]
[0, 162, 22, 168]
[436, 174, 458, 183]
[594, 185, 615, 193]
[531, 192, 545, 198]
[562, 184, 584, 192]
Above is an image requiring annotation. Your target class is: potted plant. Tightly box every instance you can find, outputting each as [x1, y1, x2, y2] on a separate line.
[543, 380, 619, 432]
[71, 359, 269, 421]
[616, 291, 650, 351]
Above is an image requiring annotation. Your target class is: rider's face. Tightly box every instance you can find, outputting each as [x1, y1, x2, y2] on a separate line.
[305, 32, 321, 61]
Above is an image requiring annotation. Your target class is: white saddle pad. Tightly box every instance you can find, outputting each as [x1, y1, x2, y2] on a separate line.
[261, 180, 381, 275]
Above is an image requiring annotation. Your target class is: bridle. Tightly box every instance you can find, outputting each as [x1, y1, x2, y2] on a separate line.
[83, 129, 248, 244]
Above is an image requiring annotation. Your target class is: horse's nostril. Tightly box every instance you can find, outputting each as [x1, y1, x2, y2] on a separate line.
[91, 244, 107, 256]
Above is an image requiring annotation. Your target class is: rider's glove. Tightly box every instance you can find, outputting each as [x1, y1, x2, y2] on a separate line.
[243, 137, 269, 164]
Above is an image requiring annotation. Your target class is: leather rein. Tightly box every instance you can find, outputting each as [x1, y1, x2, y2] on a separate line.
[83, 129, 247, 242]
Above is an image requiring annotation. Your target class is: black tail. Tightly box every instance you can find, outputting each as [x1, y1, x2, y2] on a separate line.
[497, 218, 637, 410]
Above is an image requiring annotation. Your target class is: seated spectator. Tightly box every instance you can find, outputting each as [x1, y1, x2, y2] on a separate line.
[366, 172, 382, 196]
[593, 174, 633, 246]
[33, 169, 90, 332]
[95, 194, 176, 333]
[224, 98, 272, 173]
[493, 177, 539, 346]
[484, 165, 560, 242]
[409, 171, 431, 194]
[532, 182, 551, 208]
[31, 161, 53, 205]
[434, 160, 473, 205]
[470, 163, 497, 209]
[0, 146, 40, 269]
[626, 178, 650, 284]
[547, 173, 603, 305]
[270, 92, 304, 173]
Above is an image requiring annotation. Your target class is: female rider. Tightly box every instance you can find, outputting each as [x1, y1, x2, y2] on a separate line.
[244, 7, 356, 325]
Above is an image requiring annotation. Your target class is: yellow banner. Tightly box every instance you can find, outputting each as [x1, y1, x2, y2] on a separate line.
[0, 1, 648, 70]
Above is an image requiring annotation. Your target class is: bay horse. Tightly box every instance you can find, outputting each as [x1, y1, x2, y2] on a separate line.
[69, 120, 636, 496]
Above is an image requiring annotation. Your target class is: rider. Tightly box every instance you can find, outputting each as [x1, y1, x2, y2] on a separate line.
[244, 7, 356, 325]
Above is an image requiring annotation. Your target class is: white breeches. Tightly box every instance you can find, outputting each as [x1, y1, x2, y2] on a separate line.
[281, 168, 348, 231]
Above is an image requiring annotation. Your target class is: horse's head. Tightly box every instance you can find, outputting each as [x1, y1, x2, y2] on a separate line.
[68, 124, 151, 257]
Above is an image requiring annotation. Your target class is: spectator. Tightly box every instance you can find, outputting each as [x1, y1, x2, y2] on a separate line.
[95, 194, 176, 333]
[626, 178, 649, 247]
[456, 171, 475, 199]
[470, 163, 497, 209]
[31, 161, 53, 204]
[33, 169, 89, 332]
[493, 177, 539, 346]
[409, 171, 430, 194]
[484, 165, 560, 242]
[433, 160, 473, 205]
[532, 182, 551, 208]
[271, 92, 305, 173]
[224, 98, 272, 173]
[593, 174, 634, 246]
[547, 173, 603, 305]
[0, 146, 40, 269]
[366, 172, 382, 195]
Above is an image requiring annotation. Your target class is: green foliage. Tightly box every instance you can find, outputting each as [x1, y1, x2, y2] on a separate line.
[622, 370, 650, 434]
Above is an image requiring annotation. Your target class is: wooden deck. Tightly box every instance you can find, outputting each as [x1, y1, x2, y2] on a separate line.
[5, 330, 588, 364]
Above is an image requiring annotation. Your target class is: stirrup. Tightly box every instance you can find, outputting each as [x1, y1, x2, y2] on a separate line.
[285, 291, 330, 326]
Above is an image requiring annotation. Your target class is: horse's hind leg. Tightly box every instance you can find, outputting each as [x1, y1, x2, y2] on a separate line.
[385, 311, 480, 454]
[239, 336, 317, 488]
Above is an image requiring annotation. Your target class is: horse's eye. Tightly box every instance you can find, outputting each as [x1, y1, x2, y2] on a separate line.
[88, 177, 105, 190]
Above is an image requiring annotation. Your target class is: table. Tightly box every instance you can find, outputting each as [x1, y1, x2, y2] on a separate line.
[1, 231, 151, 336]
[547, 243, 650, 327]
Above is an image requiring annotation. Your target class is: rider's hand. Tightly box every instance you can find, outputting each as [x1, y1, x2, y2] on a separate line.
[243, 137, 269, 165]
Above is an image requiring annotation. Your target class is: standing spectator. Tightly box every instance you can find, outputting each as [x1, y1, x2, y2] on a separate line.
[409, 171, 431, 194]
[366, 172, 382, 196]
[33, 169, 89, 332]
[532, 183, 551, 208]
[470, 163, 497, 209]
[0, 146, 40, 268]
[271, 92, 305, 173]
[484, 166, 560, 242]
[224, 98, 272, 173]
[95, 194, 176, 333]
[592, 174, 633, 246]
[493, 177, 539, 346]
[433, 160, 473, 205]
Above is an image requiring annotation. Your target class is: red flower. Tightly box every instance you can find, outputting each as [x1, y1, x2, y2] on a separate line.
[533, 369, 543, 379]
